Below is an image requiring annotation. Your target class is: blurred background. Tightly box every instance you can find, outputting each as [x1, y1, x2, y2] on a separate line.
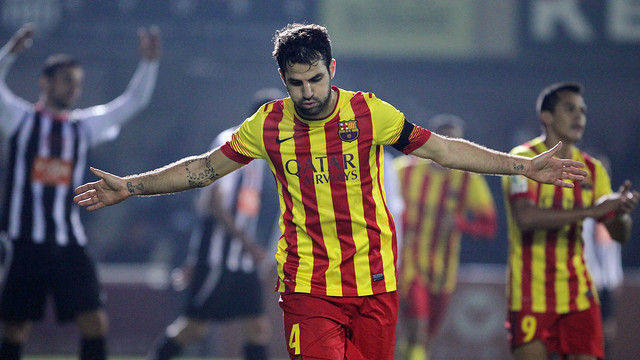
[0, 0, 639, 359]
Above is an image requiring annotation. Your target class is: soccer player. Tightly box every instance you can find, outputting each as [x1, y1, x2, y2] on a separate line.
[73, 23, 587, 360]
[146, 88, 285, 360]
[0, 23, 161, 360]
[395, 114, 497, 360]
[501, 82, 638, 360]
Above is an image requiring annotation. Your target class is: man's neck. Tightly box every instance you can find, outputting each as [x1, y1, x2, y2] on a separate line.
[542, 134, 574, 159]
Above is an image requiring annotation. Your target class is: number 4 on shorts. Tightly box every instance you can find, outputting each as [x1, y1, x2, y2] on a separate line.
[289, 323, 301, 355]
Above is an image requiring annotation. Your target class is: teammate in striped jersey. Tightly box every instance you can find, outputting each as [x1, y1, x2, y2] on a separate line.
[0, 23, 161, 360]
[502, 82, 638, 360]
[395, 114, 497, 360]
[73, 23, 587, 360]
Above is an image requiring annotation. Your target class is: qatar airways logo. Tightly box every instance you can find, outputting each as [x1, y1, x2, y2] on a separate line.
[285, 153, 358, 185]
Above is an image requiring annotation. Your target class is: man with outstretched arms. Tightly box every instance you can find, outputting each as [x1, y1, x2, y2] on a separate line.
[74, 23, 586, 360]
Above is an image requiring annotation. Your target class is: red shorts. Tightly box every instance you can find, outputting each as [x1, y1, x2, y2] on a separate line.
[401, 279, 452, 335]
[279, 291, 398, 359]
[507, 305, 604, 358]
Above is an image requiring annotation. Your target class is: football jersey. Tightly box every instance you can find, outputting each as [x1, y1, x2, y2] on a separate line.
[395, 157, 496, 295]
[221, 87, 430, 296]
[502, 137, 612, 313]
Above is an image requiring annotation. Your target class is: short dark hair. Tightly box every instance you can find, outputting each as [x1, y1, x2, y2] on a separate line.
[42, 54, 81, 78]
[272, 23, 332, 73]
[536, 82, 583, 115]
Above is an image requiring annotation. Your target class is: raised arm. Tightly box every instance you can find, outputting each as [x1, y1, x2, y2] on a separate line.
[410, 133, 586, 188]
[73, 147, 245, 211]
[0, 23, 35, 137]
[74, 26, 161, 145]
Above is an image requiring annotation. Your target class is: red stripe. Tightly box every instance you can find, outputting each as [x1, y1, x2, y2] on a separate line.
[440, 172, 470, 289]
[350, 93, 387, 293]
[575, 153, 596, 309]
[379, 152, 398, 271]
[544, 184, 565, 311]
[520, 229, 534, 310]
[292, 119, 329, 294]
[413, 165, 431, 282]
[566, 179, 583, 311]
[519, 181, 542, 311]
[428, 172, 451, 289]
[584, 153, 597, 206]
[262, 102, 300, 293]
[324, 114, 358, 295]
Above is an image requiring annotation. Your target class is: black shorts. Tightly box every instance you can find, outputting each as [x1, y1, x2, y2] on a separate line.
[0, 239, 104, 323]
[185, 265, 264, 321]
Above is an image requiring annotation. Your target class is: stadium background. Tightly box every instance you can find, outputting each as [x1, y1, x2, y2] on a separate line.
[1, 0, 639, 359]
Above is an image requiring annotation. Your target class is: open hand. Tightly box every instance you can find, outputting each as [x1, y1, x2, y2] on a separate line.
[8, 23, 35, 54]
[527, 142, 587, 188]
[74, 167, 131, 211]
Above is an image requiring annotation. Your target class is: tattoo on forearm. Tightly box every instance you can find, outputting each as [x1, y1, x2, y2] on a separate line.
[127, 181, 144, 194]
[513, 163, 524, 172]
[186, 157, 220, 187]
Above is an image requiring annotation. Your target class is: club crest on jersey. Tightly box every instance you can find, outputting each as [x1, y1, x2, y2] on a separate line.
[337, 120, 359, 142]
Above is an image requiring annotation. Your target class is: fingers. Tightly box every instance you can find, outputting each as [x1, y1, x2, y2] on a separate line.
[618, 180, 632, 193]
[73, 189, 104, 211]
[561, 159, 586, 169]
[554, 179, 575, 188]
[9, 23, 35, 53]
[138, 25, 161, 60]
[548, 141, 562, 154]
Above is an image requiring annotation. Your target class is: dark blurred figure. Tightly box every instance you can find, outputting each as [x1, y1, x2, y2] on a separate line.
[0, 23, 161, 360]
[147, 88, 285, 360]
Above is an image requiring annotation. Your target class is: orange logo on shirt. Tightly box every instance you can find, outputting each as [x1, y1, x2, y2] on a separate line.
[31, 156, 73, 186]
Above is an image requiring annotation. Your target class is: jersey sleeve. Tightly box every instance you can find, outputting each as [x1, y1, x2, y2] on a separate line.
[221, 109, 267, 163]
[366, 94, 430, 154]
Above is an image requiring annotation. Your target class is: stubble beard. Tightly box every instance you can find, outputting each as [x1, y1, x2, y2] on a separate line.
[295, 88, 333, 119]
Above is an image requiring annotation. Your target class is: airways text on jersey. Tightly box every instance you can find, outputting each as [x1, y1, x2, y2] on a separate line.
[284, 153, 358, 185]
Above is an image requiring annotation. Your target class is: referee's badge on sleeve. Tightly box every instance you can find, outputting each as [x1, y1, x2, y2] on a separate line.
[510, 175, 529, 195]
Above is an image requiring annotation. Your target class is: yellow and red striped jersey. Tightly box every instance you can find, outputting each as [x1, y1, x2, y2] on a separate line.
[221, 87, 430, 296]
[395, 157, 496, 296]
[502, 137, 612, 314]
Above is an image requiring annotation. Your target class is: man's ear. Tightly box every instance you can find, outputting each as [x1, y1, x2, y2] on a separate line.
[540, 111, 553, 126]
[329, 59, 336, 79]
[279, 68, 285, 85]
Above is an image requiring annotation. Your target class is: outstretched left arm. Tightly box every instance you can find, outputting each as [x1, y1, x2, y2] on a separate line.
[410, 134, 586, 188]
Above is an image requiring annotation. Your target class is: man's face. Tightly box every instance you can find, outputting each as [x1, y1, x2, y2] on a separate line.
[41, 66, 84, 110]
[280, 59, 335, 119]
[544, 91, 587, 144]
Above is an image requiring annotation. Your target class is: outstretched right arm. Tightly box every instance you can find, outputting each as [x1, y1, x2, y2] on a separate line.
[73, 147, 245, 211]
